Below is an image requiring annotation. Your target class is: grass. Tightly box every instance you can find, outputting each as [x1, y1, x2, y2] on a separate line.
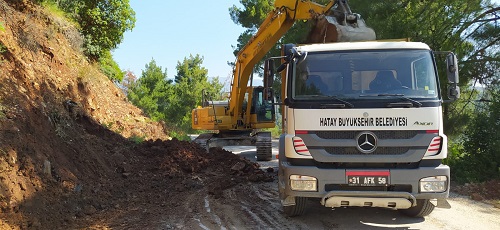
[0, 103, 5, 120]
[168, 131, 191, 141]
[41, 1, 68, 20]
[0, 22, 6, 54]
[129, 135, 146, 144]
[0, 42, 6, 54]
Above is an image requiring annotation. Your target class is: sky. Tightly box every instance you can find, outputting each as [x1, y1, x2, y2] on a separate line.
[113, 0, 500, 87]
[112, 0, 246, 86]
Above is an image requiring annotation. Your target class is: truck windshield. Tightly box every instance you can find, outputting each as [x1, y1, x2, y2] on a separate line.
[292, 50, 439, 100]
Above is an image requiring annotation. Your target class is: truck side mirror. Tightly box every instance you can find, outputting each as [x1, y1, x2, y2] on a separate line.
[448, 85, 460, 101]
[445, 53, 460, 100]
[446, 53, 459, 84]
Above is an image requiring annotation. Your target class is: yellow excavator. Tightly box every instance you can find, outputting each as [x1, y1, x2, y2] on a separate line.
[191, 0, 375, 160]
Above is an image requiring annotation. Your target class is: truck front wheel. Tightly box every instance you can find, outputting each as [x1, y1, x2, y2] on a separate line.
[283, 197, 307, 217]
[399, 199, 435, 217]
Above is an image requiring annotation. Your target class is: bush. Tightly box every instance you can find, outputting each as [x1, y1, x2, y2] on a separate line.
[447, 89, 500, 183]
[39, 0, 135, 60]
[99, 50, 124, 82]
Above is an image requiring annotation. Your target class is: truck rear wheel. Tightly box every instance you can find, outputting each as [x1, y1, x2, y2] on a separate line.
[283, 197, 307, 217]
[399, 199, 435, 217]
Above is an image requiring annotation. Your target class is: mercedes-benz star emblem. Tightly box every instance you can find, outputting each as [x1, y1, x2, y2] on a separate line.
[356, 132, 377, 153]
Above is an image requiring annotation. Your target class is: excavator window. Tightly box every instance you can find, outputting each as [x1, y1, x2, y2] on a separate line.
[251, 87, 274, 122]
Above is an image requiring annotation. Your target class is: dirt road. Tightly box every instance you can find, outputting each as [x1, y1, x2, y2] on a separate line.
[180, 141, 500, 230]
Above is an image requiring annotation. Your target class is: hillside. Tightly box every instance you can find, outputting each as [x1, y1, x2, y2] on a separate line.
[2, 1, 499, 229]
[0, 1, 273, 229]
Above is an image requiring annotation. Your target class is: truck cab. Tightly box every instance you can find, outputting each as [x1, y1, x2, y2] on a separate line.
[272, 41, 460, 217]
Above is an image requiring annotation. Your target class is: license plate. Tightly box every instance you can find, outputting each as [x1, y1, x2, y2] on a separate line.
[346, 171, 389, 186]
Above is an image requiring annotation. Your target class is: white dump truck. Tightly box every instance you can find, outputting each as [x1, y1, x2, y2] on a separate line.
[264, 41, 460, 217]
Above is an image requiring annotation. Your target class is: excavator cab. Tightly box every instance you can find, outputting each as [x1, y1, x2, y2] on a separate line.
[250, 86, 275, 123]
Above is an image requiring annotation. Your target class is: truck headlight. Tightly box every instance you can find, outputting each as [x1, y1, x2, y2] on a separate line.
[420, 176, 447, 193]
[290, 175, 317, 191]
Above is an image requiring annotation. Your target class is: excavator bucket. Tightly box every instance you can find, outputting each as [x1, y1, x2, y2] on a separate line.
[306, 1, 376, 43]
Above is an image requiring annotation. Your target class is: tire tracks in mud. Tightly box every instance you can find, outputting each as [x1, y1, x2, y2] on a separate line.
[197, 182, 307, 230]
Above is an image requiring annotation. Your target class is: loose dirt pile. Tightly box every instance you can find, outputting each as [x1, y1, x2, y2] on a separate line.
[1, 1, 499, 229]
[0, 1, 273, 229]
[453, 180, 500, 204]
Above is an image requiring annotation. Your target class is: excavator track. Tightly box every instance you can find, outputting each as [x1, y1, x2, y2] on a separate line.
[194, 133, 214, 152]
[256, 132, 272, 161]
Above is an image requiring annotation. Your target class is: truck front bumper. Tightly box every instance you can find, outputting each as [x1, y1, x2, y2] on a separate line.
[278, 158, 450, 208]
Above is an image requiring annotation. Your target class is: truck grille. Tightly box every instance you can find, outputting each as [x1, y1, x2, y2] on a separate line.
[325, 147, 410, 155]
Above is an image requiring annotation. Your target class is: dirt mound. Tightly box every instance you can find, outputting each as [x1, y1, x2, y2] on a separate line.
[0, 1, 273, 229]
[453, 180, 500, 203]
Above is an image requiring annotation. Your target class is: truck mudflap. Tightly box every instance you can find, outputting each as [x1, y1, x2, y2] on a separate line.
[320, 191, 416, 209]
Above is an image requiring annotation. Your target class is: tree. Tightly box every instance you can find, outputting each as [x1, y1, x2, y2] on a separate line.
[230, 0, 500, 136]
[48, 0, 136, 60]
[78, 0, 135, 59]
[116, 70, 137, 95]
[348, 0, 500, 135]
[230, 0, 500, 183]
[228, 0, 328, 99]
[127, 59, 172, 121]
[446, 88, 500, 182]
[168, 55, 223, 131]
[99, 50, 124, 82]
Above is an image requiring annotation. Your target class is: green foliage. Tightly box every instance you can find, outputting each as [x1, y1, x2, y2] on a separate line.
[41, 0, 67, 18]
[129, 135, 145, 144]
[169, 55, 224, 131]
[0, 103, 6, 120]
[230, 0, 500, 184]
[229, 0, 274, 29]
[127, 55, 223, 134]
[349, 0, 500, 136]
[78, 0, 135, 59]
[264, 122, 281, 138]
[168, 130, 191, 141]
[447, 89, 500, 183]
[41, 0, 135, 60]
[127, 59, 173, 121]
[99, 50, 124, 82]
[347, 0, 500, 182]
[0, 21, 5, 54]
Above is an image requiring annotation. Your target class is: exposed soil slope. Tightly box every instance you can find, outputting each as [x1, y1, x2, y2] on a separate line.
[0, 1, 272, 229]
[0, 1, 498, 229]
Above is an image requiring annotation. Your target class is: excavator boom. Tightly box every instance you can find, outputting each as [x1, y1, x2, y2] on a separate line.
[192, 0, 375, 161]
[229, 0, 375, 129]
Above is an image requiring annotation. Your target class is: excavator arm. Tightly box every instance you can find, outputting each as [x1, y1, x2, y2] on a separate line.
[229, 0, 336, 129]
[192, 0, 375, 161]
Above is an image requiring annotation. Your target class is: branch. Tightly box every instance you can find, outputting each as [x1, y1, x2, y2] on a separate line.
[463, 36, 500, 63]
[461, 57, 500, 64]
[455, 7, 500, 36]
[473, 17, 500, 23]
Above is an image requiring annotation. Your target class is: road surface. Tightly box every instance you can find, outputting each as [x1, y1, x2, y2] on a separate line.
[189, 140, 500, 230]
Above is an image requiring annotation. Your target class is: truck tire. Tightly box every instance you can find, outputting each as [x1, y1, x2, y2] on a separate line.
[399, 199, 435, 217]
[283, 197, 307, 217]
[256, 132, 272, 161]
